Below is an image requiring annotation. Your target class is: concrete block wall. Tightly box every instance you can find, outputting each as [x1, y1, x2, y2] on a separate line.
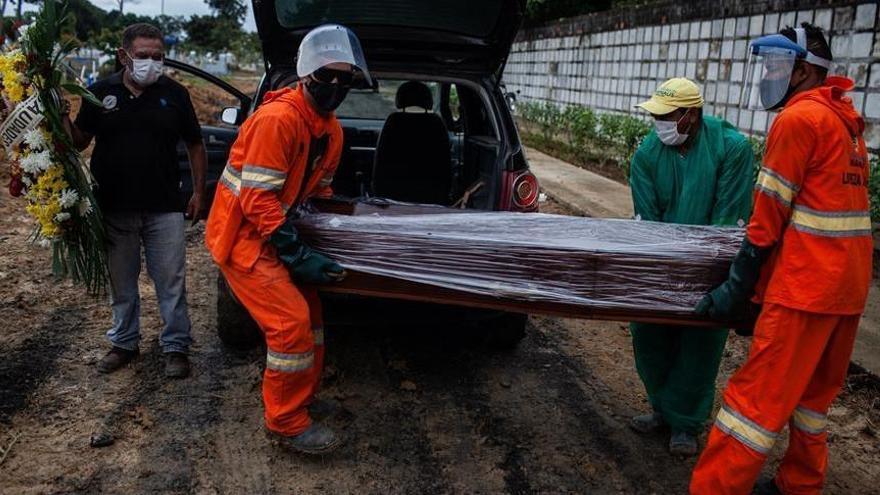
[503, 0, 880, 150]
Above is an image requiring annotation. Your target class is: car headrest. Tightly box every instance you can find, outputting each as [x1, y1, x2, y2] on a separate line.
[395, 81, 433, 111]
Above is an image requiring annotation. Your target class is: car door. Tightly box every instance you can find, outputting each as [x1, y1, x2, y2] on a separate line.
[164, 59, 253, 216]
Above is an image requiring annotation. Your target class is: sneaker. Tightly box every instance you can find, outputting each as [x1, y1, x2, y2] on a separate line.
[752, 478, 782, 495]
[164, 352, 190, 379]
[97, 346, 139, 374]
[307, 398, 342, 422]
[629, 411, 665, 434]
[669, 431, 698, 457]
[269, 423, 341, 455]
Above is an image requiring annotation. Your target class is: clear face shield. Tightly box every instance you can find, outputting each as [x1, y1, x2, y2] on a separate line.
[296, 24, 373, 89]
[741, 45, 799, 111]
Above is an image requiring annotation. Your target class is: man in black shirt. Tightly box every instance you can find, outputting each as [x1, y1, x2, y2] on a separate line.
[63, 23, 206, 378]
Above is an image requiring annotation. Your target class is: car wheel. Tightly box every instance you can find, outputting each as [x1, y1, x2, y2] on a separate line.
[478, 312, 528, 350]
[216, 273, 262, 350]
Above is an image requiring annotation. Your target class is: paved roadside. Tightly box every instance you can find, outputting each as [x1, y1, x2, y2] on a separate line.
[525, 146, 633, 219]
[525, 145, 880, 375]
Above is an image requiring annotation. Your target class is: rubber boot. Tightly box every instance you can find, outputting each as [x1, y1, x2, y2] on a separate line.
[629, 411, 665, 433]
[669, 431, 698, 457]
[270, 423, 341, 455]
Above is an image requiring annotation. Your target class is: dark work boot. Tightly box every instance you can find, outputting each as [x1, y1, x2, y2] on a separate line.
[269, 423, 341, 455]
[307, 398, 342, 422]
[752, 478, 783, 495]
[164, 352, 190, 379]
[629, 411, 665, 434]
[97, 346, 139, 374]
[669, 431, 698, 457]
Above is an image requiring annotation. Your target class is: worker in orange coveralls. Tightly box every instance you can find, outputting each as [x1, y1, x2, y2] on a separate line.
[205, 24, 372, 455]
[691, 23, 872, 495]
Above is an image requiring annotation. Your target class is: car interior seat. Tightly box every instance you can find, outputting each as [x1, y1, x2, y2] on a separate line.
[372, 81, 452, 205]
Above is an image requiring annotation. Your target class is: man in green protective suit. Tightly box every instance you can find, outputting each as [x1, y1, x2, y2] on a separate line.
[627, 78, 754, 456]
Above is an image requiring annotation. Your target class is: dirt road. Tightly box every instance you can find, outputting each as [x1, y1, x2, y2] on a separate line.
[1, 186, 878, 494]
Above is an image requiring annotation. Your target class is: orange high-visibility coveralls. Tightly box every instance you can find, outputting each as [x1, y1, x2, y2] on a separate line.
[690, 76, 873, 494]
[205, 85, 342, 436]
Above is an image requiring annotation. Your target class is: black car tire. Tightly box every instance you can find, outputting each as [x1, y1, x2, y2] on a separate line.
[216, 274, 262, 350]
[478, 312, 528, 350]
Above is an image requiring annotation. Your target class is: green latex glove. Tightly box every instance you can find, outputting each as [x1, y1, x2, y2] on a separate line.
[269, 217, 346, 285]
[290, 250, 346, 284]
[695, 238, 771, 321]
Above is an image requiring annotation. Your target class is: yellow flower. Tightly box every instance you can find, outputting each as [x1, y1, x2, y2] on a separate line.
[0, 50, 28, 103]
[24, 164, 69, 239]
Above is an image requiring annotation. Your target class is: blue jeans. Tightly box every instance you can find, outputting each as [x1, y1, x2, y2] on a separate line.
[104, 211, 192, 354]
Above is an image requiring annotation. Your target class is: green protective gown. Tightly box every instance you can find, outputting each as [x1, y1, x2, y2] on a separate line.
[628, 115, 754, 435]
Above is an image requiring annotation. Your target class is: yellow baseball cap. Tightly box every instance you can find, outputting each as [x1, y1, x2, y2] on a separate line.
[636, 78, 704, 115]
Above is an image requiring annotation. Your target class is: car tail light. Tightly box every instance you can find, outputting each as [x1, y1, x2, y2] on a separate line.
[501, 170, 539, 212]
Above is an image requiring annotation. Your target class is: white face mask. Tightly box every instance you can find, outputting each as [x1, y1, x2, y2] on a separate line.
[127, 53, 163, 86]
[654, 110, 690, 146]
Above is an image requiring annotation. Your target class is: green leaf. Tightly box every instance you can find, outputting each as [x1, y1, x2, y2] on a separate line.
[61, 83, 102, 106]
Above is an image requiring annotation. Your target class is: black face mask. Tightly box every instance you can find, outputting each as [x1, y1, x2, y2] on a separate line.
[305, 78, 350, 113]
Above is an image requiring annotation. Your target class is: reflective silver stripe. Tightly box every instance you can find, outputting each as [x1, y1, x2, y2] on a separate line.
[266, 349, 313, 373]
[755, 184, 792, 208]
[761, 167, 799, 193]
[755, 168, 798, 207]
[220, 165, 241, 196]
[791, 406, 827, 435]
[313, 327, 324, 346]
[714, 403, 778, 455]
[319, 176, 334, 187]
[791, 205, 872, 238]
[242, 164, 287, 191]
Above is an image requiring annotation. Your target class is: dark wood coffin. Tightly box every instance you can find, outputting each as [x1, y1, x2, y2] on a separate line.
[298, 199, 744, 327]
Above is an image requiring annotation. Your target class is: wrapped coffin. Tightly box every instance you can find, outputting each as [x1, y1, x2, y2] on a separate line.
[295, 200, 744, 327]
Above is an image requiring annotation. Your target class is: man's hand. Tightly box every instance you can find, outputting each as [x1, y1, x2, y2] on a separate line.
[291, 250, 347, 284]
[185, 192, 205, 226]
[695, 238, 772, 321]
[695, 283, 747, 321]
[270, 217, 347, 285]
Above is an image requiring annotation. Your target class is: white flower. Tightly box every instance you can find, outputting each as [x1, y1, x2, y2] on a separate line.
[17, 24, 31, 44]
[54, 212, 71, 223]
[21, 175, 32, 187]
[38, 238, 51, 248]
[19, 150, 52, 175]
[59, 188, 79, 209]
[23, 128, 46, 151]
[78, 198, 93, 216]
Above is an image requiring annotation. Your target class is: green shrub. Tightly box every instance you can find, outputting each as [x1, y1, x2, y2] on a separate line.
[597, 113, 623, 144]
[563, 105, 598, 148]
[517, 103, 651, 180]
[747, 135, 765, 182]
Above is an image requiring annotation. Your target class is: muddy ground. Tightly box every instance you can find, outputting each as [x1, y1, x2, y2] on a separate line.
[1, 73, 879, 493]
[1, 187, 878, 494]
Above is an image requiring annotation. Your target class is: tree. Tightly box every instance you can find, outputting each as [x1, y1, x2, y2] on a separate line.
[206, 0, 245, 24]
[183, 14, 239, 53]
[524, 0, 612, 27]
[110, 0, 140, 15]
[155, 14, 185, 39]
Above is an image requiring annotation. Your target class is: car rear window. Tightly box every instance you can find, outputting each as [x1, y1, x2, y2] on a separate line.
[335, 80, 439, 120]
[275, 0, 503, 38]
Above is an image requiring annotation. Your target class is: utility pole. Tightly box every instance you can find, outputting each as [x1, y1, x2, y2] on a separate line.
[161, 0, 164, 16]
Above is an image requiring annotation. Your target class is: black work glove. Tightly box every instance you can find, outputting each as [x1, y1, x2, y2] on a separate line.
[695, 238, 772, 322]
[269, 217, 346, 285]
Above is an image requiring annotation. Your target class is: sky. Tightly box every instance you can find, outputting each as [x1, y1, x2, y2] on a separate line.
[88, 0, 258, 31]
